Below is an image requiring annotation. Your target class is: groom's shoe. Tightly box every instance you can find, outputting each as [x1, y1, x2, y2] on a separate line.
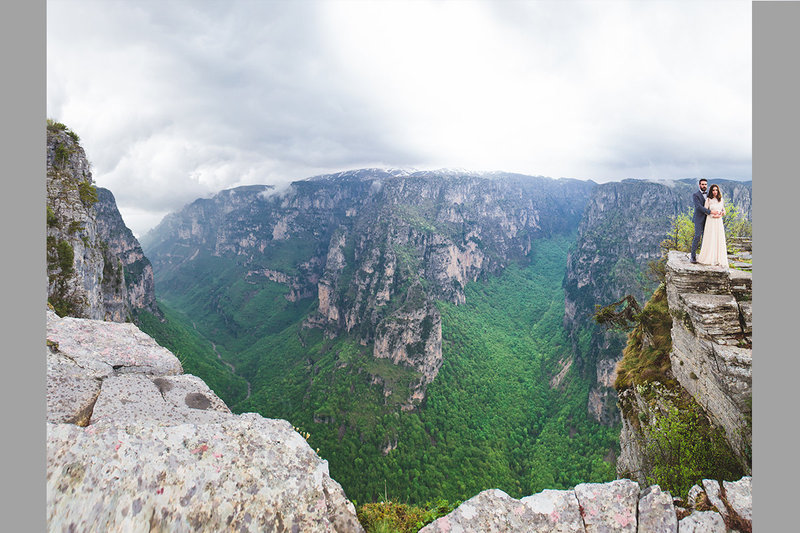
[689, 253, 698, 264]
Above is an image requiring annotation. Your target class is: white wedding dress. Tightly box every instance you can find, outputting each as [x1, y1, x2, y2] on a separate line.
[697, 197, 728, 268]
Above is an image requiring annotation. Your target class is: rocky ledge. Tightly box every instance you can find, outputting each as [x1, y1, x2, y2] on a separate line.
[421, 477, 752, 533]
[665, 251, 752, 463]
[46, 310, 363, 532]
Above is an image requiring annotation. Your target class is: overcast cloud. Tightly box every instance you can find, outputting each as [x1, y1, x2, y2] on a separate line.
[47, 0, 752, 237]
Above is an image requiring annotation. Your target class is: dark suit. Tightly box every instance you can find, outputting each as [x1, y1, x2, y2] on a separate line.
[690, 189, 711, 261]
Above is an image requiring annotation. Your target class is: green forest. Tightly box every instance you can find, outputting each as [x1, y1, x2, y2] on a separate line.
[140, 233, 619, 504]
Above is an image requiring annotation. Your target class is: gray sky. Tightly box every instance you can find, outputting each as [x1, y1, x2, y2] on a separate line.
[47, 0, 752, 237]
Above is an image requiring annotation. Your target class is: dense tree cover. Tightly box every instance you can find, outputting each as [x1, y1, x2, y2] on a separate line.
[151, 234, 619, 504]
[137, 304, 249, 407]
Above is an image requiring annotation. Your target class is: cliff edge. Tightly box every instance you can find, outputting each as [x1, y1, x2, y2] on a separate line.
[46, 309, 363, 532]
[616, 250, 752, 494]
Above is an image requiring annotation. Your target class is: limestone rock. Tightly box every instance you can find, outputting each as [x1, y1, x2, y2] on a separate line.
[90, 374, 231, 427]
[94, 187, 160, 320]
[677, 510, 726, 532]
[47, 415, 363, 532]
[421, 477, 751, 533]
[722, 476, 752, 524]
[666, 251, 752, 464]
[419, 488, 584, 533]
[47, 123, 158, 321]
[373, 288, 443, 409]
[46, 310, 182, 378]
[686, 485, 705, 509]
[46, 347, 102, 426]
[702, 477, 752, 531]
[46, 310, 363, 532]
[573, 479, 639, 532]
[638, 485, 678, 533]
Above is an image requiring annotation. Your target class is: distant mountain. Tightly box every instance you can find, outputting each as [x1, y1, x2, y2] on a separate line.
[142, 170, 623, 502]
[140, 169, 752, 503]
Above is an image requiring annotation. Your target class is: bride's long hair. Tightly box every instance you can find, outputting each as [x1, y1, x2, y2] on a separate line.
[708, 184, 723, 200]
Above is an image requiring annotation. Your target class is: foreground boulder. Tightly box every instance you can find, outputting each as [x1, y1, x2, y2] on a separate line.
[421, 476, 752, 533]
[46, 310, 363, 532]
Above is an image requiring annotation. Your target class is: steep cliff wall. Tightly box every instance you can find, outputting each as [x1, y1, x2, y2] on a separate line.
[615, 251, 752, 490]
[46, 309, 363, 532]
[143, 170, 594, 406]
[94, 187, 160, 320]
[563, 179, 752, 425]
[46, 121, 159, 322]
[664, 251, 752, 461]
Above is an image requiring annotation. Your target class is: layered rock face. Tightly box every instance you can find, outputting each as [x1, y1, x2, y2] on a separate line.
[94, 187, 160, 320]
[143, 169, 594, 406]
[665, 251, 752, 462]
[615, 251, 752, 486]
[46, 123, 158, 322]
[421, 476, 752, 533]
[46, 310, 362, 532]
[562, 179, 752, 425]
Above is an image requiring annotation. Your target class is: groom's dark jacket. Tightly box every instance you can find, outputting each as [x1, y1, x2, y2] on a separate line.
[693, 189, 711, 225]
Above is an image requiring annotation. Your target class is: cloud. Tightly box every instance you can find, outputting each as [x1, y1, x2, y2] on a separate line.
[47, 0, 751, 236]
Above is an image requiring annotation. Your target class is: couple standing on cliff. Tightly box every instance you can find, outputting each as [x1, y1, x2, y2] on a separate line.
[690, 178, 728, 269]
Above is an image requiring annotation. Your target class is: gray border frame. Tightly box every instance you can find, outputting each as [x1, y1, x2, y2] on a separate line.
[7, 1, 793, 529]
[753, 1, 799, 530]
[5, 0, 46, 529]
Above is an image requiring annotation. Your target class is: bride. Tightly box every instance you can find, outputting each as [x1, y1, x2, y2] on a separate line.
[697, 184, 728, 268]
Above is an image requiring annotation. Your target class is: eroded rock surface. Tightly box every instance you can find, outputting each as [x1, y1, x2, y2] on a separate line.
[421, 476, 751, 533]
[46, 310, 363, 532]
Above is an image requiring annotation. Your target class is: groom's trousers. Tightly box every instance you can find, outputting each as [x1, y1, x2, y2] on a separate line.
[691, 218, 705, 261]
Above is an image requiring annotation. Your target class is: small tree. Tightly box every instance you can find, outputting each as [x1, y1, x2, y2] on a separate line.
[660, 209, 695, 254]
[594, 294, 642, 332]
[723, 203, 752, 252]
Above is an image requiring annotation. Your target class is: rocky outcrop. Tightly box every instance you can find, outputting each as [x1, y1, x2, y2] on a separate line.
[563, 179, 752, 425]
[46, 121, 158, 322]
[94, 187, 160, 320]
[615, 251, 752, 490]
[421, 476, 752, 532]
[665, 251, 752, 463]
[372, 285, 442, 410]
[46, 310, 363, 532]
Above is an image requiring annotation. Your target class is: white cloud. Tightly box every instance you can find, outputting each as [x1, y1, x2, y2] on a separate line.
[47, 0, 752, 236]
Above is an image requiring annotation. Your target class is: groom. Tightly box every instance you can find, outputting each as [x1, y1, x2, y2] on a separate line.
[690, 178, 711, 264]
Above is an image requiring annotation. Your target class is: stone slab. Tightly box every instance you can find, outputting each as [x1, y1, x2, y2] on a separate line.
[90, 374, 231, 427]
[47, 414, 363, 532]
[573, 479, 639, 532]
[638, 485, 678, 533]
[47, 311, 182, 377]
[677, 511, 726, 532]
